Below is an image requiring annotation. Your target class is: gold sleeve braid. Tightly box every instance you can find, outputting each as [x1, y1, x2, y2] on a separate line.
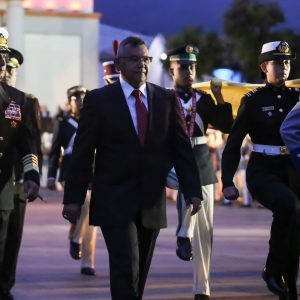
[22, 154, 39, 173]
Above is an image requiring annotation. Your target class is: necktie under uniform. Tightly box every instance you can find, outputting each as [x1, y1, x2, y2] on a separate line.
[131, 89, 148, 145]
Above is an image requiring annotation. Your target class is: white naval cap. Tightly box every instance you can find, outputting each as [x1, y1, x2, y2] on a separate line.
[259, 41, 296, 64]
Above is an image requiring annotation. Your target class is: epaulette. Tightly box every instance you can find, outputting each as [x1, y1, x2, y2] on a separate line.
[244, 87, 264, 98]
[288, 87, 300, 93]
[25, 93, 38, 100]
[25, 93, 37, 99]
[194, 88, 207, 95]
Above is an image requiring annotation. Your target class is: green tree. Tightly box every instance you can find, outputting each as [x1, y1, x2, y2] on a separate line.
[224, 0, 285, 81]
[165, 26, 224, 80]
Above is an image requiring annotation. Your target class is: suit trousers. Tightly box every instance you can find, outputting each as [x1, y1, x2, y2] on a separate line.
[101, 215, 159, 300]
[69, 191, 97, 268]
[246, 164, 300, 295]
[177, 184, 214, 295]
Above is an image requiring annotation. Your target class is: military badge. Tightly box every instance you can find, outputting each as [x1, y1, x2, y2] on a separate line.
[185, 45, 193, 53]
[277, 41, 289, 53]
[262, 106, 274, 112]
[5, 101, 21, 121]
[10, 120, 17, 128]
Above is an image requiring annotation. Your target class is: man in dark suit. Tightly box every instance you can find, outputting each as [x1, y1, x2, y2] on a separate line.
[63, 36, 202, 300]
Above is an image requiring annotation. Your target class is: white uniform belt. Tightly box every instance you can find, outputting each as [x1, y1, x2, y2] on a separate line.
[252, 144, 289, 155]
[190, 136, 207, 146]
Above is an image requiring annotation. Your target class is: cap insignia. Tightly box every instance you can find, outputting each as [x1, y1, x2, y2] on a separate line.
[0, 34, 8, 49]
[186, 46, 193, 54]
[277, 42, 289, 53]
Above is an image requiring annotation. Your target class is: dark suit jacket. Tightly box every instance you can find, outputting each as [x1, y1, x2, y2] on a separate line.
[63, 81, 201, 229]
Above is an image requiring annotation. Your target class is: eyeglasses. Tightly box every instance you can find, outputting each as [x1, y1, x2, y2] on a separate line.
[118, 56, 153, 63]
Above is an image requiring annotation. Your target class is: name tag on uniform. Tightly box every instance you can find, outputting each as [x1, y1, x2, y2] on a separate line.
[262, 106, 275, 112]
[5, 101, 21, 121]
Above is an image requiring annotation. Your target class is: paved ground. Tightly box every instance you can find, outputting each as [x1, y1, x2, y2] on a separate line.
[11, 189, 299, 300]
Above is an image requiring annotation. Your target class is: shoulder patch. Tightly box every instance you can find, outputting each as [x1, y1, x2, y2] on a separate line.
[244, 87, 264, 98]
[194, 88, 207, 95]
[25, 93, 37, 100]
[288, 87, 300, 92]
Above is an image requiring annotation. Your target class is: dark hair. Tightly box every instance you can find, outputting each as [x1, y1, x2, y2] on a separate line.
[117, 36, 147, 57]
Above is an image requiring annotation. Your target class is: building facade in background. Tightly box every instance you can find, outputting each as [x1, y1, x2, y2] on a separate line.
[0, 0, 100, 115]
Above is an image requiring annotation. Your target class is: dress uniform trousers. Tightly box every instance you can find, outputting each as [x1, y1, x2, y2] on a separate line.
[177, 184, 214, 295]
[1, 194, 26, 292]
[175, 143, 216, 296]
[246, 153, 300, 295]
[0, 178, 14, 293]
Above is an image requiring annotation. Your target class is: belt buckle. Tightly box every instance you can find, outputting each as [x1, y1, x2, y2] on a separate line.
[280, 146, 288, 155]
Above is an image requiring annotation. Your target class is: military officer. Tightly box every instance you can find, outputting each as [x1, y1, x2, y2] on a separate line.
[222, 41, 300, 300]
[167, 45, 233, 300]
[47, 85, 97, 276]
[0, 28, 39, 300]
[0, 47, 42, 300]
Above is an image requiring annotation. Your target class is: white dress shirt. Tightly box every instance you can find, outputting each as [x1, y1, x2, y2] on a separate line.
[119, 76, 148, 133]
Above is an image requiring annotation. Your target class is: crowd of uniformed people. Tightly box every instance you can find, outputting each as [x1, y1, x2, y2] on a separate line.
[0, 26, 299, 300]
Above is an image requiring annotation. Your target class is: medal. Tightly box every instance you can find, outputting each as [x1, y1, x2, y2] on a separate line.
[175, 90, 197, 137]
[5, 101, 21, 121]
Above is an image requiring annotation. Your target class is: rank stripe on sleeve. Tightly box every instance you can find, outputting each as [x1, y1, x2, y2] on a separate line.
[22, 154, 39, 173]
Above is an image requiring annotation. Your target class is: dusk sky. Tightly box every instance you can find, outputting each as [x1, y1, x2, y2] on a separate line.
[94, 0, 300, 37]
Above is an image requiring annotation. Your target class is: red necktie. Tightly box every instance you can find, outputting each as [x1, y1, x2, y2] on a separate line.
[132, 89, 148, 145]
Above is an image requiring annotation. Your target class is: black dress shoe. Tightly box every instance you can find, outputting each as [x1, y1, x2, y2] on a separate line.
[176, 237, 193, 261]
[262, 268, 289, 296]
[81, 267, 95, 276]
[70, 241, 82, 260]
[194, 294, 210, 300]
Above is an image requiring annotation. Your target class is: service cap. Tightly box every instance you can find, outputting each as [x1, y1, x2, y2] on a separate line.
[7, 48, 23, 68]
[0, 27, 10, 53]
[259, 41, 296, 64]
[67, 85, 87, 98]
[167, 45, 199, 64]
